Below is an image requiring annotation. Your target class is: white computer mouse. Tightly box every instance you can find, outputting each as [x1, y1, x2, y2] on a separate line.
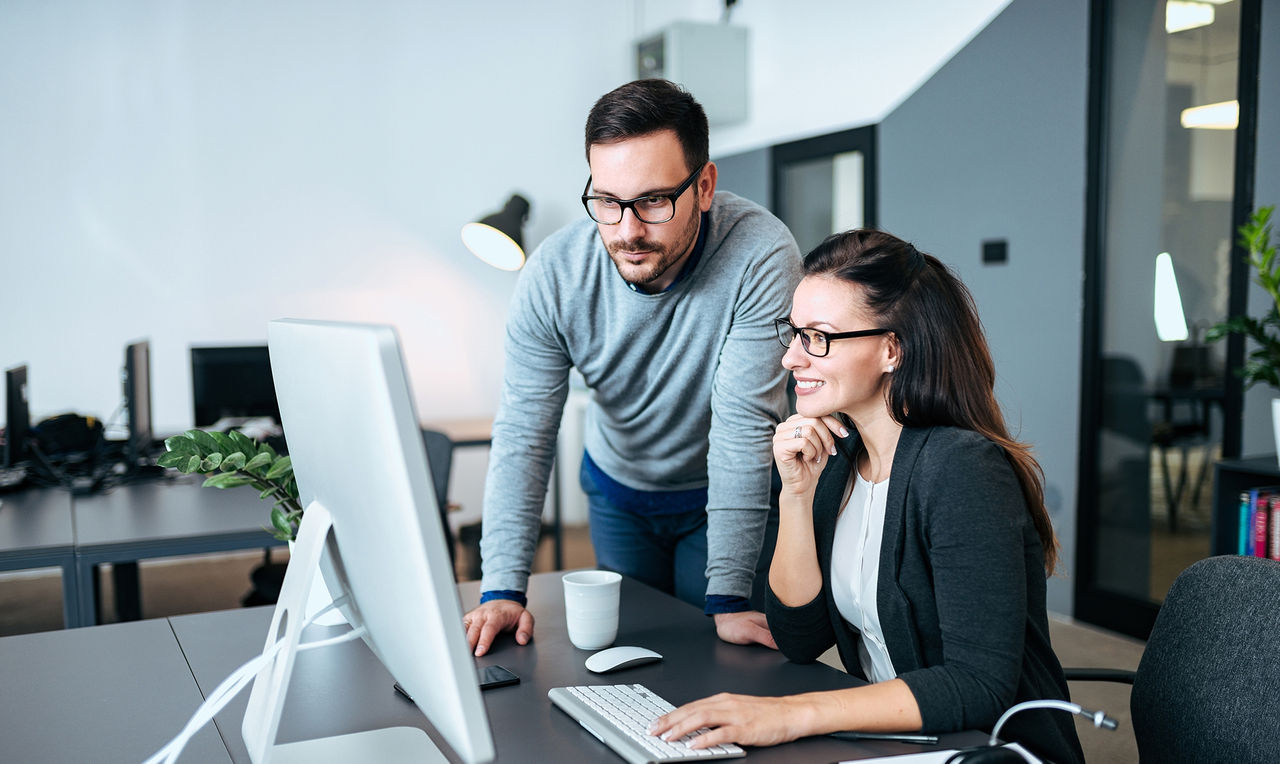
[584, 645, 663, 674]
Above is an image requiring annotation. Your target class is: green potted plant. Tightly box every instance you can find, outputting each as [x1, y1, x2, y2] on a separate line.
[157, 428, 347, 623]
[1206, 204, 1279, 460]
[155, 429, 302, 541]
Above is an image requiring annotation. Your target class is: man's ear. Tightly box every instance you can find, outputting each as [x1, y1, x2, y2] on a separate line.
[697, 162, 718, 212]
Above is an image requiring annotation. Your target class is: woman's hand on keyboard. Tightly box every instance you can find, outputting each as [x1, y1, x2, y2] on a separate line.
[648, 692, 809, 749]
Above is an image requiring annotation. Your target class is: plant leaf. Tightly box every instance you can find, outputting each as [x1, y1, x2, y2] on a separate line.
[201, 453, 224, 471]
[264, 455, 293, 481]
[202, 473, 254, 489]
[221, 451, 247, 471]
[209, 431, 237, 455]
[244, 452, 272, 475]
[229, 430, 257, 457]
[270, 506, 292, 536]
[187, 429, 221, 457]
[164, 435, 199, 455]
[155, 451, 186, 468]
[183, 455, 203, 473]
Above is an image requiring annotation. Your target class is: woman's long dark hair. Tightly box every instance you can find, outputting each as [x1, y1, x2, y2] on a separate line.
[805, 229, 1060, 575]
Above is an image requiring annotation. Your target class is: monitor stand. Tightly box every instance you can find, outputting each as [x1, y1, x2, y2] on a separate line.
[240, 502, 447, 764]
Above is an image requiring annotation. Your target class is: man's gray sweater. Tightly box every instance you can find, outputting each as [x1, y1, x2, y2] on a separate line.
[479, 191, 801, 601]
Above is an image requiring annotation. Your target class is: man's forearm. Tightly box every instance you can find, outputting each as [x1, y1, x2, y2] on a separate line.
[703, 506, 769, 600]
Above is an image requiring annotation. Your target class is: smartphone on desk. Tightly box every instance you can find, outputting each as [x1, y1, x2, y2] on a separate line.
[394, 665, 519, 703]
[478, 665, 520, 690]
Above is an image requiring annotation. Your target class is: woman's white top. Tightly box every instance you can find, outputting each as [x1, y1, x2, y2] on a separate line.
[830, 469, 897, 683]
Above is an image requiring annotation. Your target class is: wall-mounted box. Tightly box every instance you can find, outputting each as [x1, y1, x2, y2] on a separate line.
[636, 22, 748, 126]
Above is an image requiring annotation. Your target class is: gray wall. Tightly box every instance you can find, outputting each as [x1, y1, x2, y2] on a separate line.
[714, 148, 772, 210]
[878, 0, 1089, 613]
[1243, 0, 1280, 456]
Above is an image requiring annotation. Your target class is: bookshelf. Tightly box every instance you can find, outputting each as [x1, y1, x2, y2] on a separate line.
[1212, 456, 1280, 555]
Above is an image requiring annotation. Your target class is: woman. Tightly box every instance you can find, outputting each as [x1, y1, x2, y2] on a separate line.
[650, 230, 1084, 762]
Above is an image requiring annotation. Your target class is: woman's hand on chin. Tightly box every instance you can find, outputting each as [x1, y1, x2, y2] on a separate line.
[773, 414, 850, 493]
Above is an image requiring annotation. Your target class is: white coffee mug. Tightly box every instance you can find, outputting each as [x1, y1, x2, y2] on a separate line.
[562, 570, 622, 650]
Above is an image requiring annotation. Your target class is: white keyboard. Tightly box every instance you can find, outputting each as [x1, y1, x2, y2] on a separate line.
[548, 683, 746, 763]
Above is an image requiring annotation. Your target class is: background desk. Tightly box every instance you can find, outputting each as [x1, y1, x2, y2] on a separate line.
[0, 617, 231, 763]
[175, 572, 984, 762]
[0, 489, 76, 628]
[72, 476, 283, 627]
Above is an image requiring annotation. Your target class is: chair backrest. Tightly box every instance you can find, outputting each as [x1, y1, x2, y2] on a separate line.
[1130, 555, 1280, 762]
[1100, 355, 1150, 446]
[420, 429, 457, 567]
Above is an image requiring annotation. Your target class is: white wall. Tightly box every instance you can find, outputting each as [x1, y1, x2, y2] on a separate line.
[1, 1, 635, 434]
[640, 0, 1013, 156]
[2, 0, 1010, 437]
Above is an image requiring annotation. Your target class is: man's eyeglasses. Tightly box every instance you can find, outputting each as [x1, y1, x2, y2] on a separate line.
[774, 318, 891, 358]
[581, 165, 703, 225]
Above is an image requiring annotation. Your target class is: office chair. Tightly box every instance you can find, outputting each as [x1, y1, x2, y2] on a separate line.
[425, 429, 560, 582]
[1065, 555, 1280, 763]
[421, 429, 459, 569]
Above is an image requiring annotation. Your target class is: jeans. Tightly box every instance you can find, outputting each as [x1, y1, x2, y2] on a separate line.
[580, 459, 778, 610]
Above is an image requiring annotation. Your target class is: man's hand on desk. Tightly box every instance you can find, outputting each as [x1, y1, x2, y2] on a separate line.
[463, 599, 534, 657]
[713, 610, 777, 649]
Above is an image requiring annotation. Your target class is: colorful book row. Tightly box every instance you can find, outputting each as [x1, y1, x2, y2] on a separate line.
[1238, 486, 1280, 559]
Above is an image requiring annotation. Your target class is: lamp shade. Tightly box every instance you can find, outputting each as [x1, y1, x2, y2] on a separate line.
[462, 194, 531, 271]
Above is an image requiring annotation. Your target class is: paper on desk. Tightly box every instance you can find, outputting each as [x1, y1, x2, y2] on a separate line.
[839, 742, 1040, 764]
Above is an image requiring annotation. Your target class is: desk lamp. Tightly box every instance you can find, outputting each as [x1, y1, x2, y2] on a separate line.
[462, 194, 530, 271]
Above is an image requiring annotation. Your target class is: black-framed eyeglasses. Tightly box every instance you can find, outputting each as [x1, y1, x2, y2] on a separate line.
[581, 165, 703, 225]
[774, 318, 891, 358]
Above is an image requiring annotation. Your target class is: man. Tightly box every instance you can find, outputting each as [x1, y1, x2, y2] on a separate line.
[464, 79, 801, 657]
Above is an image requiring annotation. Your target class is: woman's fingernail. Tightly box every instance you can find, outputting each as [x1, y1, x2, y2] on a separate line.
[840, 427, 850, 437]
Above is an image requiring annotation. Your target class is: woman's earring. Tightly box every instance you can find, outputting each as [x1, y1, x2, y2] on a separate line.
[885, 365, 895, 373]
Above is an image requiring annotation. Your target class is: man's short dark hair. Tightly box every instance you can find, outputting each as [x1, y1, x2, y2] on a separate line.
[584, 79, 710, 174]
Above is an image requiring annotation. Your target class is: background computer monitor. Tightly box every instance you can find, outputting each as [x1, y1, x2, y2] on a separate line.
[244, 318, 494, 763]
[3, 365, 30, 468]
[123, 340, 152, 466]
[190, 345, 281, 429]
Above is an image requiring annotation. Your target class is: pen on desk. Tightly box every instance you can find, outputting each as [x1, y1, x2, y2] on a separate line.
[827, 731, 940, 745]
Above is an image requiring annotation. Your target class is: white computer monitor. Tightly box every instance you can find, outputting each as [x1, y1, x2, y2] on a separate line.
[243, 318, 495, 763]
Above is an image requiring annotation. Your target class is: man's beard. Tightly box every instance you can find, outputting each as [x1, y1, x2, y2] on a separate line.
[604, 209, 699, 291]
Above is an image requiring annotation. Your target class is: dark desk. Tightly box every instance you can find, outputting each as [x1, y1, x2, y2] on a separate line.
[72, 477, 284, 628]
[0, 488, 77, 628]
[176, 572, 984, 762]
[0, 617, 231, 763]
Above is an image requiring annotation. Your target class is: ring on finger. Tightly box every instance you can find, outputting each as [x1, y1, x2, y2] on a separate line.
[792, 426, 803, 439]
